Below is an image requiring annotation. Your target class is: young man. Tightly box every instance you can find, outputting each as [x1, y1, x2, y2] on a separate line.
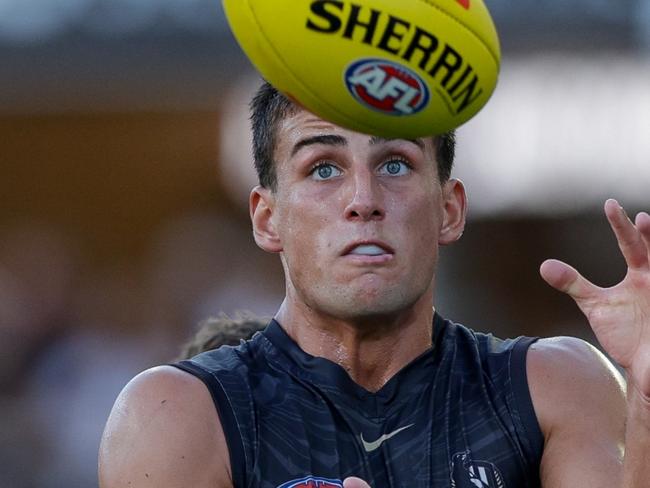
[99, 82, 650, 488]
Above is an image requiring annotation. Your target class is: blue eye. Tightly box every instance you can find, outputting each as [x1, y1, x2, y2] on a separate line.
[311, 163, 342, 180]
[379, 159, 410, 176]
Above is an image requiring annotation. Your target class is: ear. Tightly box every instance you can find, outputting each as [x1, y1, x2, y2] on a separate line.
[438, 178, 468, 246]
[250, 186, 283, 253]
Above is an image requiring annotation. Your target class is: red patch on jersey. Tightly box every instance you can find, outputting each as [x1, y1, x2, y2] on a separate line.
[456, 0, 470, 9]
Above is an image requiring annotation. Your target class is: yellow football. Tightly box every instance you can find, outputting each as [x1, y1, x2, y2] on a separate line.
[223, 0, 500, 138]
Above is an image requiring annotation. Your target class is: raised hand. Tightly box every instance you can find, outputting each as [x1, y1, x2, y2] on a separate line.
[540, 199, 650, 398]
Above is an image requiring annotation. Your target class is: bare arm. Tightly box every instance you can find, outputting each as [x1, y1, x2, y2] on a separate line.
[539, 200, 650, 487]
[99, 365, 233, 488]
[622, 381, 650, 487]
[527, 337, 626, 487]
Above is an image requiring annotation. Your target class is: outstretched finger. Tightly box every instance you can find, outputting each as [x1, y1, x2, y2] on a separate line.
[540, 259, 600, 301]
[605, 199, 649, 270]
[636, 211, 650, 260]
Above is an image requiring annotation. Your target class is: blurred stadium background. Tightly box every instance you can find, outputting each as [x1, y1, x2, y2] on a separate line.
[1, 0, 649, 486]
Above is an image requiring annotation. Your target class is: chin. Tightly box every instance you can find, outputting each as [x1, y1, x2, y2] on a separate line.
[325, 284, 422, 321]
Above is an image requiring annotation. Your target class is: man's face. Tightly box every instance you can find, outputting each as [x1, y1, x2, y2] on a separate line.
[251, 110, 466, 320]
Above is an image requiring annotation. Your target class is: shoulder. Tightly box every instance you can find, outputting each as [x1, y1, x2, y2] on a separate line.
[99, 365, 232, 488]
[525, 336, 627, 484]
[526, 336, 626, 434]
[526, 337, 626, 452]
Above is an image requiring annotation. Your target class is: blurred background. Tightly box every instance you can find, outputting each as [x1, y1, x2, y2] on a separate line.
[1, 0, 649, 486]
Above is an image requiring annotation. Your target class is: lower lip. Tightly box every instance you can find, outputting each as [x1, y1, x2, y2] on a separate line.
[343, 253, 394, 265]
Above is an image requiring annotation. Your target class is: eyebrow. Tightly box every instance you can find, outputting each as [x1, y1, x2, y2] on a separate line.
[369, 136, 426, 150]
[290, 133, 426, 157]
[291, 134, 347, 157]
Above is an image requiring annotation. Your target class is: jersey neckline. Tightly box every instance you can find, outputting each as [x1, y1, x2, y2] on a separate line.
[258, 313, 449, 415]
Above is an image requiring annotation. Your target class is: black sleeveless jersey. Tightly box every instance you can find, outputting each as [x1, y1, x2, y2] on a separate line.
[172, 314, 543, 488]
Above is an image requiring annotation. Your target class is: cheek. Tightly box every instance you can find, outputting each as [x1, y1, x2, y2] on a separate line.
[277, 194, 336, 268]
[398, 194, 441, 255]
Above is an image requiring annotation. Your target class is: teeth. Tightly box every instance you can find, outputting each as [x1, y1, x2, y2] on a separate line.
[349, 244, 386, 256]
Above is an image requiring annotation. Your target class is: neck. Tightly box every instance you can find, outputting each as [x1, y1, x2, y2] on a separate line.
[274, 292, 435, 392]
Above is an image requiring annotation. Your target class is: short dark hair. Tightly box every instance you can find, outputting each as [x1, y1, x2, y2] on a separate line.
[176, 313, 268, 360]
[250, 81, 456, 191]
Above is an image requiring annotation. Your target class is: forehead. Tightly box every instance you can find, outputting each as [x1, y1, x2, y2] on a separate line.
[276, 109, 351, 149]
[274, 109, 436, 161]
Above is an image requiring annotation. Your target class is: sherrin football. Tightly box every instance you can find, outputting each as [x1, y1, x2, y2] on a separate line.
[222, 0, 500, 138]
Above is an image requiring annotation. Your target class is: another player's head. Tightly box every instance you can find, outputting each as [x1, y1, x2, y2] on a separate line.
[248, 81, 467, 324]
[177, 314, 268, 360]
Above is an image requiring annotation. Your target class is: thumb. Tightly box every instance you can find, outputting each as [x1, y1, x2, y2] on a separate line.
[540, 259, 597, 300]
[343, 477, 372, 488]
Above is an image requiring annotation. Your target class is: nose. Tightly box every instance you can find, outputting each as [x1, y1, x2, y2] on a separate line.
[343, 169, 385, 222]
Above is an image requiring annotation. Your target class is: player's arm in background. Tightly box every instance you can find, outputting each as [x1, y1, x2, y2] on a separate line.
[99, 366, 233, 488]
[527, 336, 627, 487]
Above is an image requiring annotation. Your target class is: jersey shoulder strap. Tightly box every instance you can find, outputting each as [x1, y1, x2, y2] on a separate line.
[472, 324, 544, 474]
[171, 339, 260, 488]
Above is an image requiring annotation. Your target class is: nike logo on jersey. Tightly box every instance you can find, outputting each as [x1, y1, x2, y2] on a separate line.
[359, 423, 414, 452]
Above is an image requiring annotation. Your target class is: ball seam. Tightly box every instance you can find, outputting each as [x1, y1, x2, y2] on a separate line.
[414, 0, 500, 66]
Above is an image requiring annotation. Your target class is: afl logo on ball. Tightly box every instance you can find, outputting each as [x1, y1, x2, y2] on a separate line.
[345, 58, 430, 116]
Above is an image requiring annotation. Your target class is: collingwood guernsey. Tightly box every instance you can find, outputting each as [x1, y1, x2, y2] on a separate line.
[173, 314, 543, 488]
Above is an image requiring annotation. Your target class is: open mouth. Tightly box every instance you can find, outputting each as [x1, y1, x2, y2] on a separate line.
[343, 241, 394, 257]
[348, 244, 389, 256]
